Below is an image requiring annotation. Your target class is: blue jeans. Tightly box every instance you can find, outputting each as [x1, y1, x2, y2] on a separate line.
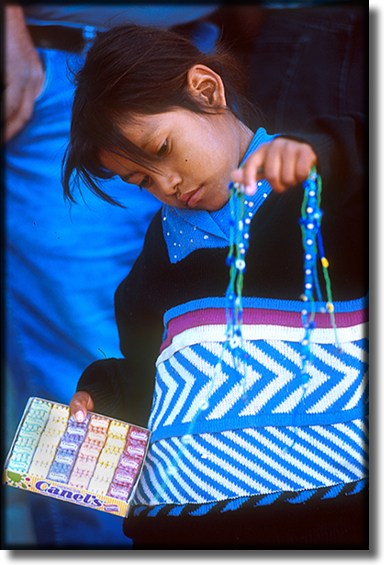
[4, 12, 220, 545]
[5, 47, 160, 548]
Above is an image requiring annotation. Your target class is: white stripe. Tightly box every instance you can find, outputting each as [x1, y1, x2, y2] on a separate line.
[153, 441, 211, 502]
[157, 323, 368, 364]
[266, 339, 302, 366]
[201, 342, 262, 419]
[203, 432, 295, 492]
[338, 342, 369, 411]
[149, 363, 178, 430]
[245, 427, 337, 487]
[239, 341, 295, 416]
[163, 356, 195, 426]
[338, 420, 369, 449]
[354, 418, 369, 440]
[155, 439, 226, 501]
[147, 379, 162, 429]
[191, 441, 260, 496]
[264, 340, 330, 413]
[315, 422, 369, 462]
[343, 369, 368, 411]
[340, 341, 369, 362]
[274, 362, 330, 413]
[308, 344, 360, 412]
[337, 422, 369, 456]
[291, 428, 365, 480]
[180, 346, 229, 423]
[137, 446, 187, 503]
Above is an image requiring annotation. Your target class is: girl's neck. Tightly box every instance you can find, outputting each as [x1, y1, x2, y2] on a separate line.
[237, 120, 255, 164]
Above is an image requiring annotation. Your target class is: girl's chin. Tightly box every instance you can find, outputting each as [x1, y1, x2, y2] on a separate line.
[207, 195, 231, 212]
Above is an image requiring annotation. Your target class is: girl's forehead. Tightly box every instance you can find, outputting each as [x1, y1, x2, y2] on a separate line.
[118, 109, 216, 164]
[100, 107, 208, 173]
[121, 107, 198, 138]
[120, 114, 164, 144]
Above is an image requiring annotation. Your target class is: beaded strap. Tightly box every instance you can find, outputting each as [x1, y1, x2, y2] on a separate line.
[299, 167, 339, 381]
[225, 169, 339, 389]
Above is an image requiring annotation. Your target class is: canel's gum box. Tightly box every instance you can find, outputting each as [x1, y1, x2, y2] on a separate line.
[3, 397, 150, 517]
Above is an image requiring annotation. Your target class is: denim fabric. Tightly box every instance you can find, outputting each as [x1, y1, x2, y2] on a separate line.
[4, 47, 160, 548]
[23, 5, 218, 29]
[4, 13, 220, 547]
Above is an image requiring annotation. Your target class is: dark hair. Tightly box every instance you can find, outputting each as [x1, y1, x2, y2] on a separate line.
[62, 24, 259, 206]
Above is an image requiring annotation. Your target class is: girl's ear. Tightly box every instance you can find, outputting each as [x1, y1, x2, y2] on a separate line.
[186, 64, 227, 109]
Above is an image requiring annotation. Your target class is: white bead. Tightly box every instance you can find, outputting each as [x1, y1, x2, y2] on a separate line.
[229, 336, 241, 349]
[235, 259, 246, 271]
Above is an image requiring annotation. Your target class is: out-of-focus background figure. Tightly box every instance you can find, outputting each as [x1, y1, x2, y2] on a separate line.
[4, 3, 219, 548]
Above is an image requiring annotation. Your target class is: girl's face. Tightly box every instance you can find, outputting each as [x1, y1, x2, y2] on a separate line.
[100, 107, 253, 212]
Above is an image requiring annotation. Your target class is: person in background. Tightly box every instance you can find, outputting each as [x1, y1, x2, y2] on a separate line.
[4, 3, 219, 548]
[213, 2, 365, 134]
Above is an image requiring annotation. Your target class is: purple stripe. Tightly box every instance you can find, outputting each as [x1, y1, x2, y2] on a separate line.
[160, 307, 368, 352]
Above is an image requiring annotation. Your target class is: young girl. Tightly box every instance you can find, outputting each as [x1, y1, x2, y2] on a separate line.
[63, 24, 367, 549]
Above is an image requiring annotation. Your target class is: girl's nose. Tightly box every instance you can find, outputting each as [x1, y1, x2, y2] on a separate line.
[155, 172, 181, 197]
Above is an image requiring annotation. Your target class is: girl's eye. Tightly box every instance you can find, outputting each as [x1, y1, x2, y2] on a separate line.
[157, 139, 168, 157]
[140, 175, 151, 189]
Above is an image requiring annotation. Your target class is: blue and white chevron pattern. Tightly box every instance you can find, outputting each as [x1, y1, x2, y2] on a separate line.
[133, 304, 368, 514]
[151, 338, 367, 437]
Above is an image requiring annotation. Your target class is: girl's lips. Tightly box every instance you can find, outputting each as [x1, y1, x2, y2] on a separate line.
[182, 185, 205, 208]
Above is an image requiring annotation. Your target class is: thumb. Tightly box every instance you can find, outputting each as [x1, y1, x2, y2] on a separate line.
[70, 391, 94, 423]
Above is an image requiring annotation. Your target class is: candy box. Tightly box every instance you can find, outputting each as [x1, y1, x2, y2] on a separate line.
[3, 397, 151, 517]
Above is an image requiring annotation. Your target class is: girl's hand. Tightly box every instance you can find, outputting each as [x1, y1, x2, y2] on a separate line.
[231, 137, 317, 195]
[69, 391, 94, 423]
[5, 6, 45, 142]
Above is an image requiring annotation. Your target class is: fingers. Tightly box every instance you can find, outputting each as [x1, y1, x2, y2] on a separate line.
[232, 148, 265, 195]
[4, 61, 45, 142]
[5, 6, 45, 142]
[231, 138, 317, 195]
[5, 83, 36, 142]
[69, 391, 94, 423]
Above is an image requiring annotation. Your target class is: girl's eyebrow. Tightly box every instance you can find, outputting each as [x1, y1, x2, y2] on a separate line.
[141, 134, 156, 150]
[139, 124, 165, 150]
[141, 133, 164, 154]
